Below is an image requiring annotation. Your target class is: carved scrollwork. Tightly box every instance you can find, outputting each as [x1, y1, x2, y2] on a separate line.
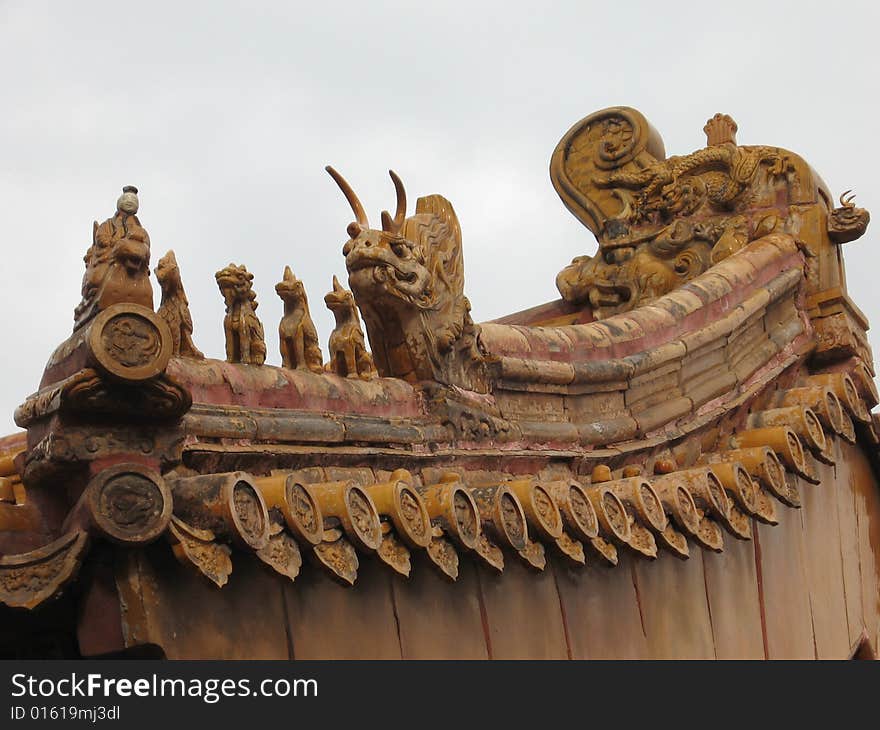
[56, 370, 190, 422]
[551, 108, 806, 318]
[828, 190, 870, 243]
[0, 531, 89, 610]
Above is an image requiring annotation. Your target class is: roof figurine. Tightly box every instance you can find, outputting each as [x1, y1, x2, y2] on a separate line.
[0, 108, 878, 660]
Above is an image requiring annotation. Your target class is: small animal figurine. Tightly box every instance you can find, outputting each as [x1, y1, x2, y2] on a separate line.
[156, 250, 204, 359]
[324, 275, 376, 379]
[215, 263, 266, 365]
[275, 266, 323, 373]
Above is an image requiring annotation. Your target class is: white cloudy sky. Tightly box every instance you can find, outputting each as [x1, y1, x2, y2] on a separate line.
[0, 1, 878, 434]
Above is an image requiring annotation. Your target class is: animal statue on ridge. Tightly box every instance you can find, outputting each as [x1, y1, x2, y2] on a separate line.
[326, 167, 488, 392]
[276, 266, 323, 373]
[156, 250, 204, 359]
[215, 263, 266, 366]
[324, 275, 376, 380]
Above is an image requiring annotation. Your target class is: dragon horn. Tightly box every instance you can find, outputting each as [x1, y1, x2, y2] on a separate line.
[283, 265, 295, 281]
[840, 189, 856, 208]
[381, 210, 394, 233]
[390, 169, 406, 231]
[332, 274, 343, 291]
[326, 166, 368, 227]
[381, 170, 407, 233]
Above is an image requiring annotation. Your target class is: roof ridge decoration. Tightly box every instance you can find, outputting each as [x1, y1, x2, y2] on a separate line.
[1, 107, 877, 619]
[549, 107, 869, 323]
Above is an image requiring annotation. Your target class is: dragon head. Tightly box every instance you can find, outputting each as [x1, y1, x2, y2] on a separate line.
[326, 166, 434, 309]
[326, 166, 487, 391]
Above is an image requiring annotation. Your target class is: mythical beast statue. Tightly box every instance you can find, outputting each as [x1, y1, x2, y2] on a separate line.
[326, 166, 489, 392]
[215, 263, 267, 366]
[156, 250, 204, 359]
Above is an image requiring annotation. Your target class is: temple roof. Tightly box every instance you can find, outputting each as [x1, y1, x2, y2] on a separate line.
[0, 108, 878, 659]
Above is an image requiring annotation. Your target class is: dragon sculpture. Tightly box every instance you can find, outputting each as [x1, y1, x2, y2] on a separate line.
[326, 167, 489, 393]
[552, 110, 804, 318]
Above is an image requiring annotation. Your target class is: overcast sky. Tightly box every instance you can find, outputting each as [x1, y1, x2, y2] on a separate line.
[1, 1, 878, 434]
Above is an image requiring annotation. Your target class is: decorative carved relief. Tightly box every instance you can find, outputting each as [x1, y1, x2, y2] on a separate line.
[169, 472, 270, 551]
[0, 531, 89, 610]
[551, 108, 807, 318]
[417, 476, 481, 551]
[324, 276, 376, 379]
[552, 532, 585, 565]
[426, 533, 459, 580]
[469, 484, 528, 553]
[440, 402, 512, 442]
[156, 250, 204, 359]
[74, 186, 153, 330]
[215, 264, 266, 365]
[84, 463, 172, 545]
[517, 539, 546, 571]
[88, 304, 173, 383]
[828, 191, 870, 243]
[308, 481, 382, 553]
[473, 531, 504, 572]
[63, 372, 190, 421]
[252, 474, 323, 547]
[326, 167, 488, 391]
[16, 366, 191, 427]
[377, 528, 412, 576]
[365, 470, 432, 549]
[167, 516, 233, 588]
[276, 266, 323, 373]
[256, 530, 303, 583]
[311, 527, 359, 586]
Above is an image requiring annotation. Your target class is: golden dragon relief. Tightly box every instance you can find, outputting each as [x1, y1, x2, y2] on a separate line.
[551, 108, 868, 319]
